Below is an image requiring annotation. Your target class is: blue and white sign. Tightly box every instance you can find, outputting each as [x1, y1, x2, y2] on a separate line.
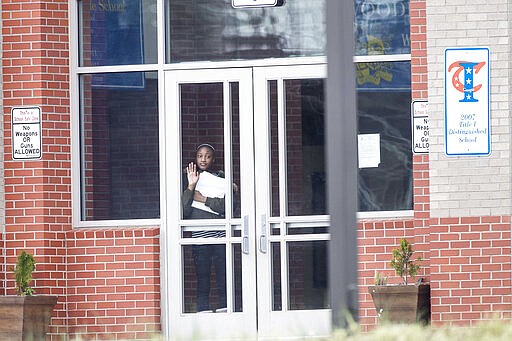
[444, 47, 490, 156]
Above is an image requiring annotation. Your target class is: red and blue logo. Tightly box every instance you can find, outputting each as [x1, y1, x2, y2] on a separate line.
[448, 61, 486, 103]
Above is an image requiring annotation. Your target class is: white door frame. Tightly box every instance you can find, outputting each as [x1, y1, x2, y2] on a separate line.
[164, 67, 257, 340]
[163, 63, 330, 340]
[253, 64, 331, 339]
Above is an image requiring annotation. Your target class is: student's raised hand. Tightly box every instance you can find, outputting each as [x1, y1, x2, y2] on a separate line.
[186, 162, 199, 189]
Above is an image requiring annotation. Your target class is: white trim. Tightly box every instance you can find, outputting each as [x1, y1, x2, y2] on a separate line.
[266, 215, 330, 224]
[357, 210, 414, 220]
[73, 219, 161, 229]
[70, 0, 81, 229]
[156, 0, 168, 336]
[73, 53, 412, 76]
[74, 57, 327, 75]
[353, 53, 411, 63]
[67, 1, 80, 335]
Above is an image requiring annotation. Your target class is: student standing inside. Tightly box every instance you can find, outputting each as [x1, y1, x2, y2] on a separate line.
[182, 143, 227, 313]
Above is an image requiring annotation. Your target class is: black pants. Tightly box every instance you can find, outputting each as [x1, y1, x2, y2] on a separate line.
[193, 244, 226, 312]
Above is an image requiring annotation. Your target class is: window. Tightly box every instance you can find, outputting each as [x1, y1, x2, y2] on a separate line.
[357, 62, 412, 211]
[166, 0, 325, 63]
[355, 0, 412, 212]
[78, 0, 157, 66]
[79, 72, 160, 221]
[76, 0, 160, 222]
[355, 0, 410, 56]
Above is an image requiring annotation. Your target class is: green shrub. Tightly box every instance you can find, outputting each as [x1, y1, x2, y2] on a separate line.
[14, 250, 36, 296]
[390, 238, 421, 285]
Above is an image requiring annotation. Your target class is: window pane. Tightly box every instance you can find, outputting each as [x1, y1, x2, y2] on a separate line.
[230, 82, 242, 219]
[179, 82, 227, 220]
[80, 72, 159, 220]
[269, 81, 280, 217]
[288, 241, 329, 310]
[355, 0, 410, 56]
[285, 79, 326, 216]
[357, 61, 412, 211]
[271, 242, 282, 311]
[166, 0, 326, 63]
[182, 244, 227, 313]
[79, 0, 157, 66]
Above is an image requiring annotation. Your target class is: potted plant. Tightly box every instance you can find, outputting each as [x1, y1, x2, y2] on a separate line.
[0, 250, 58, 340]
[368, 239, 430, 324]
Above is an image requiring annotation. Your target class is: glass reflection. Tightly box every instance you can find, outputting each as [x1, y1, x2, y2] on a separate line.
[269, 80, 280, 217]
[357, 61, 412, 211]
[285, 79, 326, 216]
[231, 83, 242, 218]
[179, 82, 228, 313]
[79, 0, 158, 66]
[167, 0, 326, 62]
[287, 241, 329, 310]
[182, 244, 227, 313]
[354, 0, 410, 56]
[79, 72, 159, 221]
[233, 244, 243, 312]
[271, 242, 282, 311]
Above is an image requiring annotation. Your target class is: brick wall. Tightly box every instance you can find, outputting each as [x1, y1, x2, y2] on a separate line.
[66, 227, 160, 339]
[426, 0, 512, 326]
[430, 216, 511, 323]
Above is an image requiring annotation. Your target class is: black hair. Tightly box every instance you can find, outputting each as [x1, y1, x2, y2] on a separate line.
[195, 143, 215, 152]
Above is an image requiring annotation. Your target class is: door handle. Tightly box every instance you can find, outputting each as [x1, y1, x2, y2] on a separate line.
[259, 214, 267, 254]
[242, 215, 249, 255]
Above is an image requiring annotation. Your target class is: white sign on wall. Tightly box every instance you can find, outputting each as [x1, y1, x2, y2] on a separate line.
[444, 47, 490, 156]
[357, 133, 381, 168]
[412, 100, 429, 154]
[12, 107, 42, 160]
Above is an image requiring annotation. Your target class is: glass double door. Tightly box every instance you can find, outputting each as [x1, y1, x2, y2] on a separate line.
[165, 64, 329, 340]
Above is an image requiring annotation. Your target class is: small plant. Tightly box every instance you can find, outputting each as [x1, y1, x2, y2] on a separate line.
[390, 239, 421, 285]
[374, 272, 389, 286]
[13, 250, 36, 296]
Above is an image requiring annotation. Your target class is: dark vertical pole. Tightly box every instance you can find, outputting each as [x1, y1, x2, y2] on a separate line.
[326, 0, 359, 329]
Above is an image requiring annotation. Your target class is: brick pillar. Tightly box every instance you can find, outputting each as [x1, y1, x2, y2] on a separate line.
[410, 0, 430, 281]
[1, 0, 70, 337]
[0, 0, 5, 295]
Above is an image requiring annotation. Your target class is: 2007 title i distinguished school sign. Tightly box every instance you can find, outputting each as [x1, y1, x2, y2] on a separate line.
[444, 47, 490, 156]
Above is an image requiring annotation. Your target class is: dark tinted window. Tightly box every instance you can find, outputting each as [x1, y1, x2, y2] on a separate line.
[357, 61, 412, 211]
[80, 72, 160, 220]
